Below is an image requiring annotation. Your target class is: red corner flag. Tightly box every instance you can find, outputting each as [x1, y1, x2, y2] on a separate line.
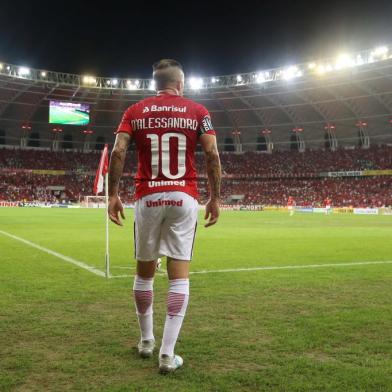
[93, 144, 109, 195]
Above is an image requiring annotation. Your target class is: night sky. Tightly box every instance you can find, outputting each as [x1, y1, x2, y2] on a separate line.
[1, 0, 392, 79]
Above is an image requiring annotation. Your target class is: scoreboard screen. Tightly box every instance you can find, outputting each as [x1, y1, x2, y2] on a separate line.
[49, 100, 90, 125]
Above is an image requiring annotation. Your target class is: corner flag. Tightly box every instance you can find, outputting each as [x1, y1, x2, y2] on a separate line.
[93, 144, 110, 278]
[93, 144, 109, 195]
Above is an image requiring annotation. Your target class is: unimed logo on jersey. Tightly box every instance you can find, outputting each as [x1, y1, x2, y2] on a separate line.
[142, 105, 187, 113]
[148, 180, 186, 188]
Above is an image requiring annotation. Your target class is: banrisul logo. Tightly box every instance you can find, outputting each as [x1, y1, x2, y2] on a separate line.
[151, 105, 187, 113]
[142, 105, 187, 114]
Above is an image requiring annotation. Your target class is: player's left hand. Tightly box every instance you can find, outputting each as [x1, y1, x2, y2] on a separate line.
[108, 195, 125, 226]
[204, 199, 220, 228]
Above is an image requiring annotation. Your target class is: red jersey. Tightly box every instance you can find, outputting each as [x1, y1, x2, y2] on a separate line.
[324, 198, 331, 206]
[116, 92, 216, 200]
[287, 197, 295, 206]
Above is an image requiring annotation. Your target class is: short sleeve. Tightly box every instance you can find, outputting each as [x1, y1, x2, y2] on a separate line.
[198, 105, 216, 137]
[116, 106, 134, 135]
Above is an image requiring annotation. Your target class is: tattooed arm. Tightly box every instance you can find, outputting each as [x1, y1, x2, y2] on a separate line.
[108, 132, 131, 226]
[199, 134, 221, 227]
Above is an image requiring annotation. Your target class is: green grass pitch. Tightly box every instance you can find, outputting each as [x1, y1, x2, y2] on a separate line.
[1, 208, 391, 391]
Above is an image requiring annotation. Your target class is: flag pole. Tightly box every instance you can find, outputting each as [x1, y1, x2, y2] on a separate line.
[105, 171, 110, 278]
[93, 144, 110, 278]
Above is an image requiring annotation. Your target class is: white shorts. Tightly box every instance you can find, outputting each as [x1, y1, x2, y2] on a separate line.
[134, 191, 199, 261]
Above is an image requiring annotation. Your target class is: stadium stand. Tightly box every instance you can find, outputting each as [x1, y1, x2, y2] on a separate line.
[1, 145, 391, 174]
[1, 146, 391, 206]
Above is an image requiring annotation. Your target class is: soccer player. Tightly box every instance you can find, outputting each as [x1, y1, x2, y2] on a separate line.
[107, 59, 221, 374]
[287, 196, 295, 216]
[324, 196, 332, 215]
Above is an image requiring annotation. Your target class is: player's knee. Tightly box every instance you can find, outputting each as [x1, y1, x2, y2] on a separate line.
[136, 260, 157, 279]
[167, 258, 190, 280]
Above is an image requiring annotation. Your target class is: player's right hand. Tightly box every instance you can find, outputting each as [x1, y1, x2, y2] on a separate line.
[108, 195, 125, 226]
[204, 199, 219, 228]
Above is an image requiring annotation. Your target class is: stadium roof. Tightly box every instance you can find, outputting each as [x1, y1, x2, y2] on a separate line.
[1, 44, 392, 150]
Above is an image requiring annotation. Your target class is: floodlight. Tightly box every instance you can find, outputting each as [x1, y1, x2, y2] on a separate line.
[282, 66, 301, 80]
[356, 55, 364, 66]
[256, 72, 266, 83]
[334, 54, 354, 70]
[189, 77, 203, 90]
[83, 76, 96, 84]
[127, 80, 138, 90]
[373, 46, 388, 56]
[18, 67, 30, 76]
[316, 65, 326, 75]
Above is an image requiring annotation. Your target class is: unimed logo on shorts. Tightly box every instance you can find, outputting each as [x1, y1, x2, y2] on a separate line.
[146, 199, 183, 207]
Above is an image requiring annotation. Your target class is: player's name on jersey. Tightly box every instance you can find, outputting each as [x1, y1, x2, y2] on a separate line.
[147, 180, 186, 188]
[131, 117, 198, 131]
[143, 105, 187, 113]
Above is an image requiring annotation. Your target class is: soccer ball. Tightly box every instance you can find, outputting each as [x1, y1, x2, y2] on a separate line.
[156, 258, 162, 271]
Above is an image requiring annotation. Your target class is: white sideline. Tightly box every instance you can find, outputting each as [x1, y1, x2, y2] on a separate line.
[188, 260, 392, 274]
[110, 260, 392, 278]
[0, 230, 105, 277]
[1, 229, 391, 279]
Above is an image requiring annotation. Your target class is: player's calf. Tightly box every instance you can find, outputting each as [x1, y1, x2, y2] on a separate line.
[159, 279, 189, 371]
[133, 275, 155, 357]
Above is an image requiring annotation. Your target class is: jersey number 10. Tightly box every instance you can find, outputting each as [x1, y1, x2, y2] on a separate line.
[146, 133, 186, 180]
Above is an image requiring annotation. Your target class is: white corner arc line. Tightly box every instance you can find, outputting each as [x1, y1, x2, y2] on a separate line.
[0, 230, 105, 277]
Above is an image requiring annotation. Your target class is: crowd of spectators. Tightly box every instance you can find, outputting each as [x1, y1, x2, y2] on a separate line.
[1, 145, 391, 176]
[1, 172, 391, 207]
[0, 145, 391, 207]
[216, 145, 392, 177]
[0, 149, 107, 172]
[212, 177, 392, 207]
